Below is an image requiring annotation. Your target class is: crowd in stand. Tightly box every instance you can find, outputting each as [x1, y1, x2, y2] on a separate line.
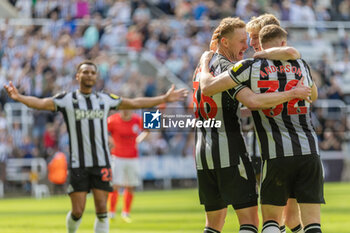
[1, 0, 349, 165]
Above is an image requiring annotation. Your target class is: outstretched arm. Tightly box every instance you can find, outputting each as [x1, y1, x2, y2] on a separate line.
[236, 77, 312, 110]
[253, 47, 300, 60]
[118, 84, 188, 109]
[4, 81, 55, 111]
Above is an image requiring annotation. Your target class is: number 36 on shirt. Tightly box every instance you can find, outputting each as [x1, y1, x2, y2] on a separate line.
[258, 79, 308, 117]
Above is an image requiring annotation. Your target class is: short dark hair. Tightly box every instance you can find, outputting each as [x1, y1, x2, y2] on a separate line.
[259, 25, 287, 45]
[76, 60, 97, 72]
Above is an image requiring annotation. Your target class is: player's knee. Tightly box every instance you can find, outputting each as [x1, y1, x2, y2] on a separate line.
[125, 186, 134, 193]
[95, 201, 107, 213]
[206, 212, 226, 230]
[71, 210, 84, 219]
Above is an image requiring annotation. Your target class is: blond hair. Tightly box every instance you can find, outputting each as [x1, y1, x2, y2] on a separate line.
[259, 25, 288, 45]
[213, 17, 246, 43]
[246, 14, 280, 34]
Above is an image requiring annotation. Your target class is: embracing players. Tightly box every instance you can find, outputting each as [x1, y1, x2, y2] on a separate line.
[199, 24, 323, 233]
[193, 17, 312, 233]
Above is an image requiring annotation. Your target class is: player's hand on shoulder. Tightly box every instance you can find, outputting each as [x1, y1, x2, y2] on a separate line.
[164, 84, 188, 102]
[200, 50, 214, 72]
[294, 77, 312, 103]
[3, 81, 20, 100]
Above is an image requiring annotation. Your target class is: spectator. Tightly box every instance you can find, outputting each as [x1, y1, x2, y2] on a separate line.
[126, 26, 143, 52]
[192, 0, 209, 20]
[133, 1, 151, 23]
[43, 123, 57, 157]
[75, 0, 90, 19]
[15, 0, 32, 18]
[48, 151, 68, 194]
[320, 128, 342, 150]
[108, 0, 131, 23]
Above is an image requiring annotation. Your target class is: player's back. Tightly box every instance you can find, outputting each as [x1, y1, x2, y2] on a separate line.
[192, 53, 248, 170]
[232, 58, 319, 160]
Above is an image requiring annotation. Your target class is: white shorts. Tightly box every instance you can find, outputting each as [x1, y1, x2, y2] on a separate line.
[111, 156, 141, 187]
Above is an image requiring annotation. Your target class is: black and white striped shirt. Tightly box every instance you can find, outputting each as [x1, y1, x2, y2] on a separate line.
[53, 90, 122, 168]
[193, 53, 248, 170]
[229, 58, 319, 161]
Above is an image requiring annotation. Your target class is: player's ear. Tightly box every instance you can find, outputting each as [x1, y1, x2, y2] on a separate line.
[221, 37, 228, 47]
[281, 40, 287, 47]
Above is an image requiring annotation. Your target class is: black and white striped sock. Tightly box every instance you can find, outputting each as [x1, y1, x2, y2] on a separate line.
[304, 223, 322, 233]
[262, 220, 280, 233]
[203, 226, 220, 233]
[94, 212, 109, 233]
[280, 225, 286, 233]
[239, 224, 258, 233]
[291, 224, 303, 232]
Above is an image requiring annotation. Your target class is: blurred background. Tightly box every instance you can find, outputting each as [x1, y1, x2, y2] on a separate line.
[0, 0, 350, 199]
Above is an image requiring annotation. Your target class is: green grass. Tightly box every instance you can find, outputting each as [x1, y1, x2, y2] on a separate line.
[0, 183, 350, 233]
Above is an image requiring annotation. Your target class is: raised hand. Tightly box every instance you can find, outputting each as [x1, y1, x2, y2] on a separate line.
[164, 84, 189, 102]
[3, 81, 20, 101]
[294, 77, 312, 103]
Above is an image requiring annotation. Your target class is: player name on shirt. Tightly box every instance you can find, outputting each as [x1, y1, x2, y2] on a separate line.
[260, 64, 303, 78]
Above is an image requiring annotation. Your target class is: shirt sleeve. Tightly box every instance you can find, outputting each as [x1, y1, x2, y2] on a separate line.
[301, 59, 314, 87]
[105, 93, 122, 110]
[52, 92, 68, 112]
[230, 84, 248, 100]
[228, 59, 254, 85]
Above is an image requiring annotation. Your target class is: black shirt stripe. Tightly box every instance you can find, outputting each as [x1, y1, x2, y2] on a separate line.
[199, 127, 208, 169]
[274, 60, 302, 156]
[196, 83, 209, 169]
[85, 96, 98, 167]
[222, 92, 245, 166]
[252, 111, 269, 159]
[72, 91, 85, 168]
[256, 59, 275, 158]
[209, 61, 221, 169]
[59, 107, 72, 167]
[99, 103, 110, 167]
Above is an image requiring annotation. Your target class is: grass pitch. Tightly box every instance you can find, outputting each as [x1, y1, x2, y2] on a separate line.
[0, 183, 349, 233]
